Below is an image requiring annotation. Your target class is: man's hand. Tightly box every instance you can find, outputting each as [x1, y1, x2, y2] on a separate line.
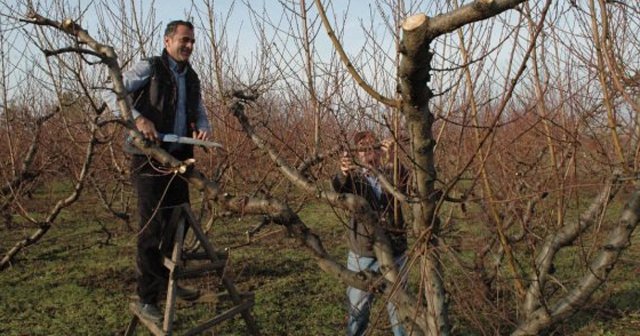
[340, 151, 357, 176]
[380, 138, 395, 162]
[135, 116, 158, 142]
[192, 129, 210, 141]
[380, 138, 394, 153]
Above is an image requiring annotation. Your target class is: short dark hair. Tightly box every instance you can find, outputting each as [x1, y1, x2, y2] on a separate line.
[353, 130, 377, 145]
[164, 20, 194, 37]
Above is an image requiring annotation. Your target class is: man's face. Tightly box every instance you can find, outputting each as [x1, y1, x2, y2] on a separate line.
[357, 134, 380, 166]
[164, 24, 195, 63]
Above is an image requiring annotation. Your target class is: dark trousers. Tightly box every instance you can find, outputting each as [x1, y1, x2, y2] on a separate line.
[131, 155, 190, 304]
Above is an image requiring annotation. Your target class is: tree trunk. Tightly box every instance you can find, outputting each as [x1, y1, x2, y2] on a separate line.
[400, 13, 449, 336]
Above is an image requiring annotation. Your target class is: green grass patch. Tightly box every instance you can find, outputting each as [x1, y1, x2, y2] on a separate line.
[1, 190, 639, 335]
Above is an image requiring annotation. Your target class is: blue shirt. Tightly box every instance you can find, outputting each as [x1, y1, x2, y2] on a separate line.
[363, 169, 382, 200]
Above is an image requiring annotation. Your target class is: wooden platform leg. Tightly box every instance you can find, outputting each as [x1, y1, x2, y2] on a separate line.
[124, 315, 139, 336]
[127, 203, 261, 336]
[182, 205, 261, 336]
[163, 211, 186, 334]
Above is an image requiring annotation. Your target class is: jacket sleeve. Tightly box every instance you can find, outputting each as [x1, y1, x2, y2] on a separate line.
[194, 99, 212, 134]
[101, 59, 153, 120]
[332, 172, 354, 193]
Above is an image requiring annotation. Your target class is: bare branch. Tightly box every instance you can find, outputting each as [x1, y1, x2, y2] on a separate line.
[314, 0, 400, 108]
[423, 0, 528, 39]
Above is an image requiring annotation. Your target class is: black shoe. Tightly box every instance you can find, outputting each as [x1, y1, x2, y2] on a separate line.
[176, 285, 200, 301]
[136, 301, 162, 323]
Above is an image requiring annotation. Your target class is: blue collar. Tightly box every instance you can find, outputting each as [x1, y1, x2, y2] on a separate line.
[166, 55, 187, 75]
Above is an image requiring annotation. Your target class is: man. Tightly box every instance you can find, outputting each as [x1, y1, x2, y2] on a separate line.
[103, 20, 211, 323]
[332, 130, 409, 336]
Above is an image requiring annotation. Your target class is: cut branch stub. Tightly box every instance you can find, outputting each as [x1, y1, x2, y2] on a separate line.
[402, 14, 428, 32]
[399, 15, 433, 111]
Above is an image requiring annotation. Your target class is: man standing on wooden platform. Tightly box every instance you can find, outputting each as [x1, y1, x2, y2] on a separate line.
[104, 20, 211, 323]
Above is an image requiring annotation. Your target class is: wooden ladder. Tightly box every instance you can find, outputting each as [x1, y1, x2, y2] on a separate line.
[124, 203, 260, 335]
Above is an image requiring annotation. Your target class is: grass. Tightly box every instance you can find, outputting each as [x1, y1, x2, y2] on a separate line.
[1, 217, 134, 335]
[1, 190, 639, 335]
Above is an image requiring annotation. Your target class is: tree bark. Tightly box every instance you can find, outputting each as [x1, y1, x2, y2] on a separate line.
[400, 13, 447, 335]
[515, 180, 640, 335]
[398, 2, 529, 334]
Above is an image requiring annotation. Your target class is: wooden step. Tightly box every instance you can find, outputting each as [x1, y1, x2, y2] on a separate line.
[182, 250, 229, 261]
[127, 203, 260, 335]
[128, 302, 166, 336]
[216, 290, 255, 302]
[173, 260, 228, 279]
[163, 257, 177, 272]
[183, 299, 255, 336]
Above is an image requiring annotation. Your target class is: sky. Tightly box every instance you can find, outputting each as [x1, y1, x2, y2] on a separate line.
[0, 0, 382, 103]
[1, 0, 431, 110]
[0, 0, 545, 107]
[79, 0, 377, 62]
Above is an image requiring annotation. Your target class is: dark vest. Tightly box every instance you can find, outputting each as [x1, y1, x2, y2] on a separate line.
[131, 50, 201, 160]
